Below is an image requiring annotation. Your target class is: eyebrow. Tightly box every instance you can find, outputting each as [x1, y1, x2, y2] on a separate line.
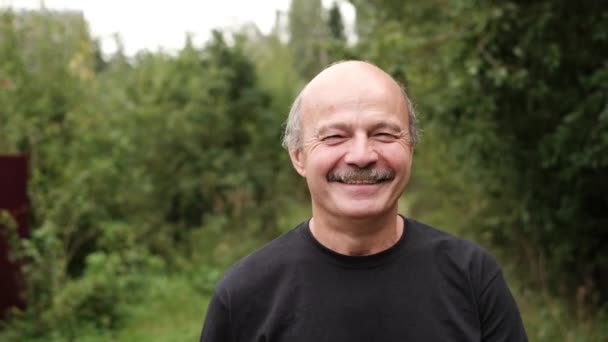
[315, 123, 352, 136]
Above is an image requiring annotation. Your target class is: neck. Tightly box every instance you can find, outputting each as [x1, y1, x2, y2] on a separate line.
[309, 211, 404, 256]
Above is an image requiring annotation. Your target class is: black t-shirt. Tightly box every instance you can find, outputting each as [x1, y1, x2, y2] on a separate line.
[200, 217, 528, 342]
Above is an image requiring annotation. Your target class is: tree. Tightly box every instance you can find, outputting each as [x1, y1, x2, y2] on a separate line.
[349, 0, 608, 305]
[442, 0, 608, 303]
[327, 2, 345, 41]
[1, 8, 298, 336]
[287, 0, 330, 79]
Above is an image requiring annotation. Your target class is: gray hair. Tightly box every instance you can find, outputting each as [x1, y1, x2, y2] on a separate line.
[281, 85, 419, 150]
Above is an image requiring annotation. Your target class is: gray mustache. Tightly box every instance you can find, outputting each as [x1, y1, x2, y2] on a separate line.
[327, 168, 395, 183]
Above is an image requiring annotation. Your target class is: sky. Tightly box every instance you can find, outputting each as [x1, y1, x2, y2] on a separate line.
[1, 0, 355, 55]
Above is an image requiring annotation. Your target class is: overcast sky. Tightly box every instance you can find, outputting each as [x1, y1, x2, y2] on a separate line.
[1, 0, 355, 55]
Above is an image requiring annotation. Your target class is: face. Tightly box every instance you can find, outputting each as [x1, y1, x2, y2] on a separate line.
[289, 65, 414, 221]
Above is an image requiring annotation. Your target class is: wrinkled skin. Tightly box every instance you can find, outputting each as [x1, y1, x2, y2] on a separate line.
[289, 61, 414, 228]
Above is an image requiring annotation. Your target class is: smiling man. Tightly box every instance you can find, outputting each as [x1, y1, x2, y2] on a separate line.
[199, 61, 528, 341]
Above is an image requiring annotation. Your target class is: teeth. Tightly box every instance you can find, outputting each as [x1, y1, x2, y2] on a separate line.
[341, 180, 379, 184]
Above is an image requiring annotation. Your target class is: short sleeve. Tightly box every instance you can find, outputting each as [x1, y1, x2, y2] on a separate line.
[200, 290, 232, 342]
[478, 266, 528, 341]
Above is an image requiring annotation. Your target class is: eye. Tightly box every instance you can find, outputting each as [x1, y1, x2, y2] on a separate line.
[321, 135, 346, 144]
[374, 132, 398, 142]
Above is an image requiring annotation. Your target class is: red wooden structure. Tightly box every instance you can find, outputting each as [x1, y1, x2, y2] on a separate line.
[0, 155, 29, 319]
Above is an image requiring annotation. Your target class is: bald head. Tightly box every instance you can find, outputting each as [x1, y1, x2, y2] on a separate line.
[282, 61, 418, 150]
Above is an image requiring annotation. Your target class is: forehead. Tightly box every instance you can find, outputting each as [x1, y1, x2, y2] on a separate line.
[300, 68, 408, 129]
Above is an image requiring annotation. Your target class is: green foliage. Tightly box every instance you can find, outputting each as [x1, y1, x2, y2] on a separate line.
[288, 0, 331, 78]
[440, 0, 608, 302]
[349, 0, 608, 307]
[2, 1, 606, 340]
[0, 8, 295, 339]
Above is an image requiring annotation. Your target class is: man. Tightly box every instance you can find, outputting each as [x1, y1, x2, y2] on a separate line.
[200, 61, 528, 341]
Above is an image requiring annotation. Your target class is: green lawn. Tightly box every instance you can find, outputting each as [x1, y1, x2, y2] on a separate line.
[77, 274, 210, 342]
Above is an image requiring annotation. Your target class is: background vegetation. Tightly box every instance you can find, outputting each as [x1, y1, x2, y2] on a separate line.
[0, 0, 606, 341]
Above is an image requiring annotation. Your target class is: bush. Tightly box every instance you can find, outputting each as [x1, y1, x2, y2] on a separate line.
[0, 9, 295, 338]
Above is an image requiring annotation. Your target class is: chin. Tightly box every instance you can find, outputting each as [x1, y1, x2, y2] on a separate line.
[331, 201, 394, 219]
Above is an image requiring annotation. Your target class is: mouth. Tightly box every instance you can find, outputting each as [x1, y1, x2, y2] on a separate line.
[335, 179, 390, 185]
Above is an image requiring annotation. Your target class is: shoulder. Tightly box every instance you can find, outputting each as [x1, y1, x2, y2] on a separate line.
[407, 218, 497, 261]
[213, 221, 309, 298]
[406, 218, 502, 287]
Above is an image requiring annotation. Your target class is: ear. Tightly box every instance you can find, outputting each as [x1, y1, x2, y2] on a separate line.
[288, 148, 307, 177]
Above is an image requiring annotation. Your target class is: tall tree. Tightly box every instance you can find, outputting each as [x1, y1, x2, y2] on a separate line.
[327, 2, 345, 41]
[1, 8, 297, 335]
[287, 0, 329, 79]
[443, 0, 608, 303]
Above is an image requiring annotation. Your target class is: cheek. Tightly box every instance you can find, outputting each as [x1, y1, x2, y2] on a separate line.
[379, 145, 412, 169]
[306, 147, 344, 175]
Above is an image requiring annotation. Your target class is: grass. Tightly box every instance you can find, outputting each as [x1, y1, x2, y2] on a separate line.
[0, 273, 211, 342]
[82, 274, 210, 342]
[507, 272, 608, 341]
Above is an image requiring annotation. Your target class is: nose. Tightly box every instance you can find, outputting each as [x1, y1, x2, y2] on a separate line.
[343, 135, 378, 168]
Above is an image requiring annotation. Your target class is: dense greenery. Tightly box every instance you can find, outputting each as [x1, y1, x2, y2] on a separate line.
[446, 1, 608, 304]
[351, 0, 608, 305]
[0, 1, 606, 340]
[0, 9, 293, 338]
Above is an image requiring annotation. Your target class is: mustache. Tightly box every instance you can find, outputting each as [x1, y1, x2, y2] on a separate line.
[327, 167, 395, 183]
